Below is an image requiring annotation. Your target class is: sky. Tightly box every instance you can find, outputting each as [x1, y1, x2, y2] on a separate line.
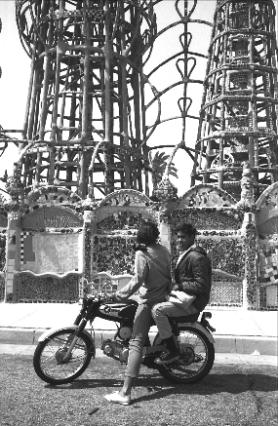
[0, 0, 277, 198]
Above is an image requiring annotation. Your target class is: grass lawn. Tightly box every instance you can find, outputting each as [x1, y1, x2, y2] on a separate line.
[0, 355, 277, 426]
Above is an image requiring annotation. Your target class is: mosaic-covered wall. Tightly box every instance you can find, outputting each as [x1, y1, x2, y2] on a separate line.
[85, 185, 250, 308]
[0, 0, 277, 310]
[1, 181, 278, 309]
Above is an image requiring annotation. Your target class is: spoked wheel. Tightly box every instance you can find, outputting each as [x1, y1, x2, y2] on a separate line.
[33, 329, 94, 385]
[153, 326, 215, 384]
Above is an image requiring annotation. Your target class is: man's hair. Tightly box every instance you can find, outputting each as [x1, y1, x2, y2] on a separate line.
[175, 222, 197, 237]
[137, 220, 159, 245]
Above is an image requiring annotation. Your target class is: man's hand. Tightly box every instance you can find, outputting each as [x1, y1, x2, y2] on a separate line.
[172, 284, 180, 291]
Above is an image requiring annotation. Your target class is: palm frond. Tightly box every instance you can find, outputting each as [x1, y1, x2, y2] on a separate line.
[149, 150, 178, 187]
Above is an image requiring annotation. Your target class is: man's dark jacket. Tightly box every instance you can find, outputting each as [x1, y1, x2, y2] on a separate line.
[174, 245, 212, 312]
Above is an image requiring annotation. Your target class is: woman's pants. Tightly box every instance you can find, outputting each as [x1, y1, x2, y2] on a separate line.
[125, 302, 155, 378]
[151, 301, 198, 340]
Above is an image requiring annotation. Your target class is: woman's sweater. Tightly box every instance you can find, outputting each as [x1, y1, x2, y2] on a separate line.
[116, 244, 171, 304]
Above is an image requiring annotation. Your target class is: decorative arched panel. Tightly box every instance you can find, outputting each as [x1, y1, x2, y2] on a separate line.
[179, 184, 237, 208]
[19, 206, 83, 275]
[170, 187, 242, 273]
[20, 206, 83, 274]
[22, 186, 83, 219]
[170, 208, 242, 232]
[99, 190, 151, 207]
[93, 190, 155, 275]
[20, 206, 83, 230]
[169, 184, 243, 307]
[12, 204, 84, 302]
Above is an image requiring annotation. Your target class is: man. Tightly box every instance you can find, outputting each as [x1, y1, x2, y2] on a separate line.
[151, 222, 212, 364]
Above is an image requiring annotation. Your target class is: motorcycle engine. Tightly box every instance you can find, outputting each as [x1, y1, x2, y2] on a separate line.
[101, 339, 129, 364]
[101, 324, 132, 364]
[117, 326, 132, 340]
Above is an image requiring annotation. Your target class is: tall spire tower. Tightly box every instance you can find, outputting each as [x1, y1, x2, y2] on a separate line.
[191, 0, 278, 200]
[13, 0, 156, 199]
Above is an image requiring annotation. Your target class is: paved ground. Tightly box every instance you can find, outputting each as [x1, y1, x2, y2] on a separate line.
[1, 354, 277, 426]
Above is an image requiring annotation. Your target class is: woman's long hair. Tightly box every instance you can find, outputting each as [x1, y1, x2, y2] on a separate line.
[136, 220, 159, 246]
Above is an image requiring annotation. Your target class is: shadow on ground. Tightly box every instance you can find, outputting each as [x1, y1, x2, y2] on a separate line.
[45, 369, 278, 404]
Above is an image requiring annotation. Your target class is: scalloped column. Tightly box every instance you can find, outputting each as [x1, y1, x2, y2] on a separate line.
[82, 205, 96, 296]
[241, 212, 259, 309]
[5, 212, 21, 302]
[153, 177, 178, 252]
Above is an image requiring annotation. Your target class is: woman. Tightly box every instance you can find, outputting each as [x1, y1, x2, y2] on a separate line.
[104, 220, 171, 405]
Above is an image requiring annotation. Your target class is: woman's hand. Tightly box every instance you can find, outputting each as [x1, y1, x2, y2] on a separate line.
[112, 292, 122, 301]
[101, 292, 121, 302]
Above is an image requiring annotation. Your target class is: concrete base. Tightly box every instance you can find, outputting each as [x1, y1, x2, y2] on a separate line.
[0, 327, 277, 356]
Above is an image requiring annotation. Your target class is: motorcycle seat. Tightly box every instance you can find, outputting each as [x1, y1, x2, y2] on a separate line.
[169, 312, 200, 323]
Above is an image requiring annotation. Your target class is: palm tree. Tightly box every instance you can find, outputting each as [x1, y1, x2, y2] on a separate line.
[0, 170, 8, 183]
[148, 151, 178, 189]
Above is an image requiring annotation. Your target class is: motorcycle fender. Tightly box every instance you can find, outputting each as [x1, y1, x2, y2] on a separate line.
[179, 321, 215, 344]
[38, 326, 94, 344]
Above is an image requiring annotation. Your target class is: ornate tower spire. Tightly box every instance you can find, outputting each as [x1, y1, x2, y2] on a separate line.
[191, 0, 278, 201]
[13, 0, 157, 199]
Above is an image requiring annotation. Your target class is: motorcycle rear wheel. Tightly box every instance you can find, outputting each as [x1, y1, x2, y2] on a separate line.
[33, 329, 94, 385]
[153, 325, 215, 384]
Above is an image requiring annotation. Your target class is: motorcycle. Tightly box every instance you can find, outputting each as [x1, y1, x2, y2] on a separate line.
[33, 294, 216, 386]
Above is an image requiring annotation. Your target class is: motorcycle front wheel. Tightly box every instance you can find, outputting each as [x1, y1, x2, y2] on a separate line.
[33, 328, 94, 385]
[153, 325, 215, 384]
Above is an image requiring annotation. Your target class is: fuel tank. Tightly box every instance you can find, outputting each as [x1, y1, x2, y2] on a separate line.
[97, 302, 137, 321]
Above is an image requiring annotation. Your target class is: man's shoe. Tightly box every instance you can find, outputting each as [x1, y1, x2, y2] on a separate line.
[154, 349, 181, 365]
[104, 391, 131, 406]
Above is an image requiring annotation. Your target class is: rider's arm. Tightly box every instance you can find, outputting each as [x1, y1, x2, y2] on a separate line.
[179, 257, 211, 295]
[166, 280, 176, 294]
[115, 251, 148, 300]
